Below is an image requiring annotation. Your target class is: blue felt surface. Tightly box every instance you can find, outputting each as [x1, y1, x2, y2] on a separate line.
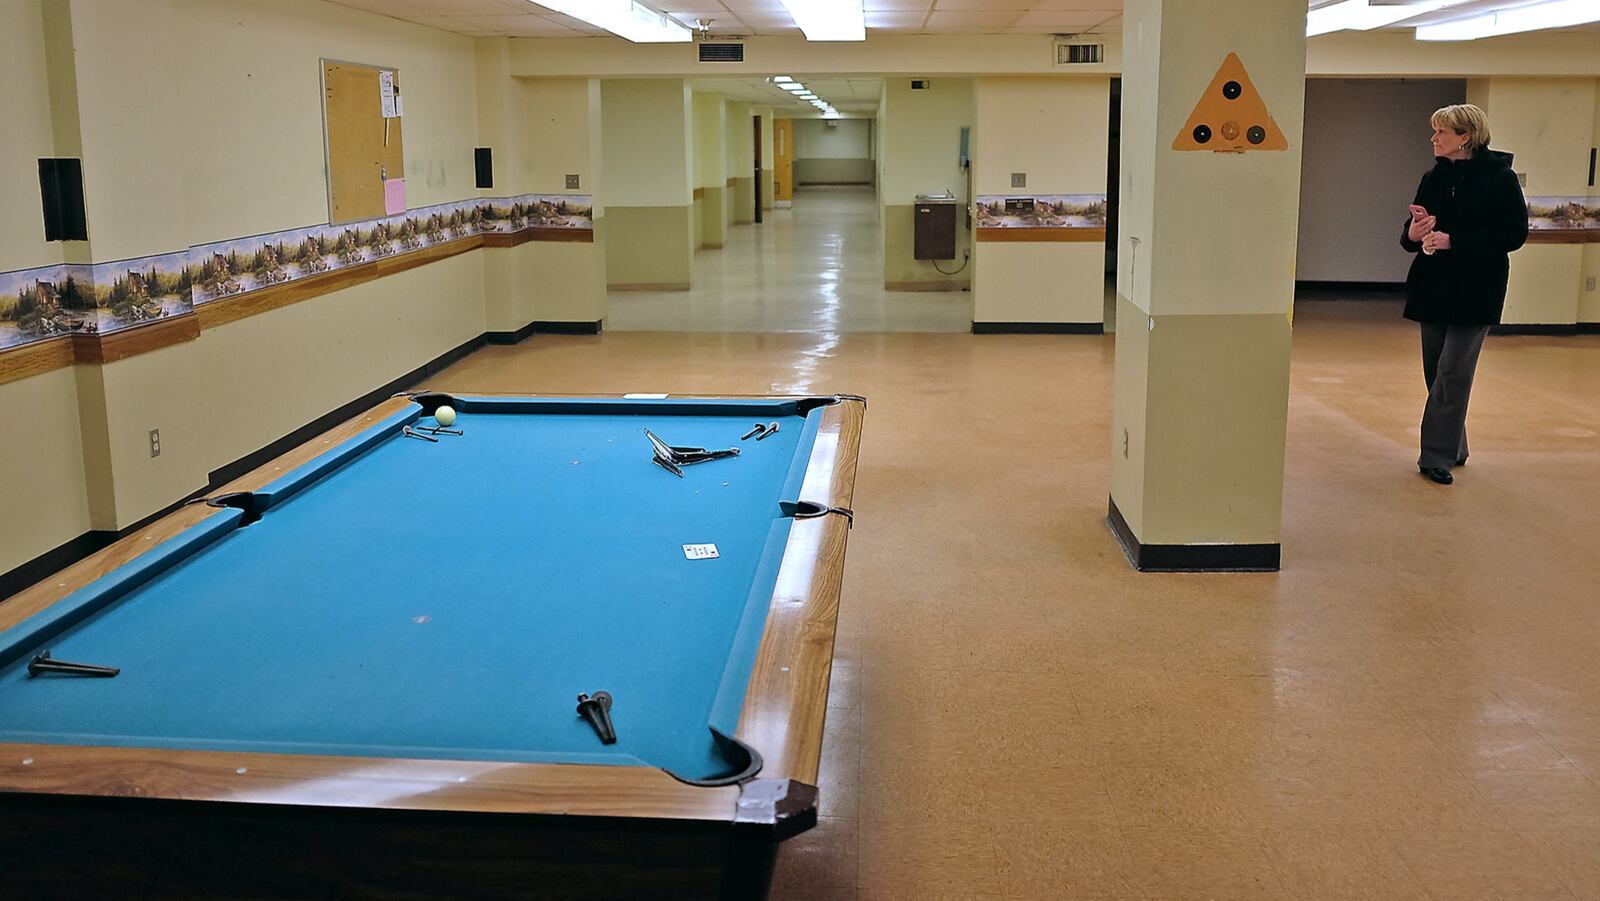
[0, 400, 821, 780]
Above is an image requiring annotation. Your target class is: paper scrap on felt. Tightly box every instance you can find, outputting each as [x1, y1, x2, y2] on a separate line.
[384, 178, 406, 215]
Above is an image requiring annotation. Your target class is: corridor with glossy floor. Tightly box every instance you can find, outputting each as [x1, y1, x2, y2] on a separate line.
[607, 186, 974, 333]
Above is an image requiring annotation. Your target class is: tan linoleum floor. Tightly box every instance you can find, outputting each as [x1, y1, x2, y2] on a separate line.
[433, 300, 1600, 900]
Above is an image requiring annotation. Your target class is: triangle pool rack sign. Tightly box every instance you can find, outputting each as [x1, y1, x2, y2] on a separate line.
[1173, 52, 1288, 153]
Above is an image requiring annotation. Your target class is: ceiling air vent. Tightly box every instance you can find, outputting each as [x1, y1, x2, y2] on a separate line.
[1055, 42, 1104, 65]
[698, 42, 744, 62]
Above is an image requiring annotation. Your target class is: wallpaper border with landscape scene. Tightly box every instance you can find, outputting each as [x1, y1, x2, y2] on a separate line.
[1526, 196, 1600, 236]
[0, 194, 593, 353]
[974, 194, 1109, 230]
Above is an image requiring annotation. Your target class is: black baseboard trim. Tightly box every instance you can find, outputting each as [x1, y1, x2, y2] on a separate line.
[0, 486, 209, 603]
[0, 332, 492, 604]
[533, 320, 603, 335]
[1491, 323, 1581, 336]
[485, 321, 538, 345]
[1106, 497, 1281, 573]
[1295, 280, 1405, 294]
[972, 322, 1104, 335]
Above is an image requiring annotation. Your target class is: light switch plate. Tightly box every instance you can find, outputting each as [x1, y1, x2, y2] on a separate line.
[1011, 172, 1027, 188]
[565, 174, 580, 190]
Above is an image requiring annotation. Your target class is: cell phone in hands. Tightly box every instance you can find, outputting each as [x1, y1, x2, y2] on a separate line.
[1408, 204, 1429, 221]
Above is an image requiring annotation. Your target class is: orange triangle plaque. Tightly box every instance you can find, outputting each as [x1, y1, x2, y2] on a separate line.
[1172, 52, 1287, 153]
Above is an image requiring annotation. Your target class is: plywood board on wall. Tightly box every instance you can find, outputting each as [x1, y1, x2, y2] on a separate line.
[322, 60, 405, 224]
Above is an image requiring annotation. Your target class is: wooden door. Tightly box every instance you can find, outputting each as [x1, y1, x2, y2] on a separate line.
[773, 119, 794, 205]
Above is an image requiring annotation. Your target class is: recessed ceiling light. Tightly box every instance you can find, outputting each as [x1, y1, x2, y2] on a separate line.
[1306, 0, 1455, 37]
[1416, 0, 1600, 40]
[779, 0, 865, 42]
[533, 0, 690, 42]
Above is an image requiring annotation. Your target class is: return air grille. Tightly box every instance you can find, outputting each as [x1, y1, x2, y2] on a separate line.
[698, 42, 744, 62]
[1055, 42, 1104, 65]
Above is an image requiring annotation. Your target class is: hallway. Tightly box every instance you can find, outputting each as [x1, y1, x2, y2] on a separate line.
[606, 186, 973, 333]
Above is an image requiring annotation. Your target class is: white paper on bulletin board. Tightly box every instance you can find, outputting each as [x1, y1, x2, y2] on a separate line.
[379, 69, 398, 118]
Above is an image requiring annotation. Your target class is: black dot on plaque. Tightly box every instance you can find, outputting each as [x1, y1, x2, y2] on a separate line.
[1192, 124, 1212, 144]
[1247, 125, 1267, 145]
[1222, 80, 1243, 100]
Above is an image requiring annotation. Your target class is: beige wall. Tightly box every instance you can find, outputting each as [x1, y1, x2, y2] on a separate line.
[1297, 78, 1467, 283]
[2, 0, 494, 574]
[601, 79, 692, 287]
[973, 76, 1109, 324]
[0, 0, 60, 272]
[1470, 77, 1598, 325]
[1585, 87, 1600, 324]
[692, 92, 728, 248]
[880, 77, 974, 288]
[520, 76, 605, 322]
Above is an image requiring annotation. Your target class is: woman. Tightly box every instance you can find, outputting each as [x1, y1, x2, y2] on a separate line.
[1401, 103, 1527, 485]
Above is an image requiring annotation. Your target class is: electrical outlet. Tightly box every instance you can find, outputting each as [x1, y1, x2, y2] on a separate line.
[565, 174, 580, 190]
[1586, 276, 1597, 292]
[1010, 172, 1026, 188]
[148, 428, 161, 458]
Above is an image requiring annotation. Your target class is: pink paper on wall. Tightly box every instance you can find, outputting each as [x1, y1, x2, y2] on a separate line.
[383, 178, 406, 215]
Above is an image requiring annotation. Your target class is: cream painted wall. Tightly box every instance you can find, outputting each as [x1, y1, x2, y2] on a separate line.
[3, 0, 493, 568]
[726, 101, 755, 180]
[0, 369, 91, 572]
[175, 0, 479, 246]
[0, 0, 59, 272]
[1471, 77, 1597, 324]
[880, 78, 972, 204]
[794, 119, 872, 159]
[1297, 79, 1466, 283]
[523, 78, 603, 201]
[693, 93, 727, 190]
[972, 76, 1109, 324]
[602, 79, 692, 207]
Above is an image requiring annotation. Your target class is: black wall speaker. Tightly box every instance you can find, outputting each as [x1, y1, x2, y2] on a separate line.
[39, 158, 88, 242]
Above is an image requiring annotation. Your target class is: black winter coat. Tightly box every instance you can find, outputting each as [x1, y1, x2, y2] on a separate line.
[1400, 148, 1528, 325]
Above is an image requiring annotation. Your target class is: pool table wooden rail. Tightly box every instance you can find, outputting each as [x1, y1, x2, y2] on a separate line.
[0, 393, 864, 830]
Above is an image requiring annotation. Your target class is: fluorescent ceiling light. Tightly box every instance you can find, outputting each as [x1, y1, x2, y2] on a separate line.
[781, 83, 808, 92]
[533, 0, 690, 42]
[1416, 0, 1600, 40]
[1306, 0, 1451, 37]
[779, 0, 866, 41]
[773, 76, 793, 83]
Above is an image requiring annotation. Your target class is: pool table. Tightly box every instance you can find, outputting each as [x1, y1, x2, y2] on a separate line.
[0, 391, 864, 900]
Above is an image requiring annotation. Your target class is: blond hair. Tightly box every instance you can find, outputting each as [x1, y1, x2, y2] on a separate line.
[1431, 103, 1491, 152]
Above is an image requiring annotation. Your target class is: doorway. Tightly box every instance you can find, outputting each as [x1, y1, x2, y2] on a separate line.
[753, 115, 764, 224]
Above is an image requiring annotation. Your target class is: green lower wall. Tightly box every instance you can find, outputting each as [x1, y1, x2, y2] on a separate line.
[883, 204, 972, 290]
[794, 158, 875, 185]
[1111, 297, 1292, 546]
[731, 177, 755, 225]
[604, 205, 693, 289]
[697, 186, 727, 248]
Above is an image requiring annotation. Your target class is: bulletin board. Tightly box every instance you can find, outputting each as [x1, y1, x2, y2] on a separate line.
[321, 60, 405, 224]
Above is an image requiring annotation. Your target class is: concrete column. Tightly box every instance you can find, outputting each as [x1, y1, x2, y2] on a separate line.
[878, 76, 974, 291]
[476, 38, 533, 334]
[726, 101, 756, 226]
[1109, 0, 1307, 571]
[972, 76, 1109, 330]
[693, 93, 729, 249]
[601, 79, 693, 290]
[1468, 78, 1598, 327]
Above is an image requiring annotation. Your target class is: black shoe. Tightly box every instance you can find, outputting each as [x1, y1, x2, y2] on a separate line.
[1419, 466, 1453, 485]
[1455, 458, 1467, 467]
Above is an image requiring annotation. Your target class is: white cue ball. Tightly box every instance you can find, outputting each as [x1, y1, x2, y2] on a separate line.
[434, 405, 457, 427]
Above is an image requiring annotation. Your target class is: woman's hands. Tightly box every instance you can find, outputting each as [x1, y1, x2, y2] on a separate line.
[1422, 231, 1452, 253]
[1408, 204, 1437, 243]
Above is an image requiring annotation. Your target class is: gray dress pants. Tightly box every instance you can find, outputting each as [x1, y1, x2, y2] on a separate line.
[1419, 322, 1490, 470]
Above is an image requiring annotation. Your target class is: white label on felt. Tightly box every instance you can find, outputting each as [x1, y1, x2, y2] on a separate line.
[682, 544, 720, 560]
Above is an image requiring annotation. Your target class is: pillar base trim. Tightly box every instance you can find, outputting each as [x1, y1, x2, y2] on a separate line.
[972, 322, 1103, 335]
[486, 322, 539, 345]
[1106, 497, 1281, 573]
[532, 320, 603, 335]
[608, 283, 691, 292]
[1491, 323, 1597, 336]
